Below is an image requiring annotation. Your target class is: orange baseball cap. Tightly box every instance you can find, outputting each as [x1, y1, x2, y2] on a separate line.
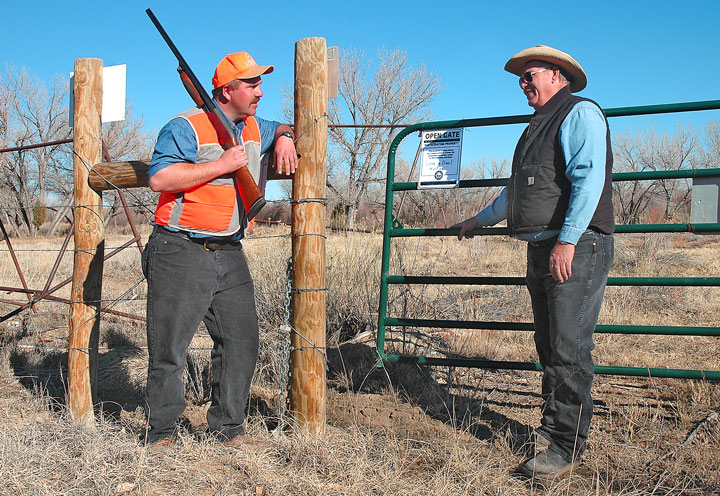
[212, 52, 274, 88]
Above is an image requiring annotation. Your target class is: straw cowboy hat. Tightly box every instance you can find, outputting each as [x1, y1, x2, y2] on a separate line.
[504, 45, 587, 93]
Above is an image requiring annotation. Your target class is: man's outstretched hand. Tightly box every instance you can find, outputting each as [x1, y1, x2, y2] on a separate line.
[450, 217, 481, 241]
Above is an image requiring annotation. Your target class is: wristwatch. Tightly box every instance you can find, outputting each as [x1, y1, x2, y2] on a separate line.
[278, 131, 294, 141]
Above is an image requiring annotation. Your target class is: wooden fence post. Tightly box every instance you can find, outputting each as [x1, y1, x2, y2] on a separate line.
[69, 58, 104, 424]
[290, 37, 328, 435]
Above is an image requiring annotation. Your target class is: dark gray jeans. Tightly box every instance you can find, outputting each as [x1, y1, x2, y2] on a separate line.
[141, 228, 259, 443]
[525, 230, 613, 461]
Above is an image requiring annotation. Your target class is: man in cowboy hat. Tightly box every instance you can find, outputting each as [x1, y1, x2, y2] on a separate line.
[453, 45, 614, 478]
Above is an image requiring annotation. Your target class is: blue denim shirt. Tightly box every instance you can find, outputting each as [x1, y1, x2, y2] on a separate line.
[149, 107, 280, 178]
[149, 104, 281, 240]
[474, 101, 608, 245]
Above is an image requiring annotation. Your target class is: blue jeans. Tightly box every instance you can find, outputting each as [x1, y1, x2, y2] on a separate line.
[525, 230, 613, 461]
[142, 228, 259, 442]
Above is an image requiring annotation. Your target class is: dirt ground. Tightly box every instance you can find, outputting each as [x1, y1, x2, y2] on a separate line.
[1, 312, 719, 495]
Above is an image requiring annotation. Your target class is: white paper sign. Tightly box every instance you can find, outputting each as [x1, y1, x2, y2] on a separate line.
[418, 128, 463, 189]
[69, 64, 127, 126]
[327, 46, 338, 100]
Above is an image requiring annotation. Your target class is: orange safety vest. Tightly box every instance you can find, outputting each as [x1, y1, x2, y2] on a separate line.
[154, 107, 265, 236]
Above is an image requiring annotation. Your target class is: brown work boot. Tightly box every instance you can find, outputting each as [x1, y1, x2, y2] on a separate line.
[221, 434, 269, 449]
[515, 449, 578, 480]
[147, 437, 176, 454]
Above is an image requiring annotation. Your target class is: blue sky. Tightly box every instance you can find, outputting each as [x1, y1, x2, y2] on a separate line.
[4, 1, 720, 197]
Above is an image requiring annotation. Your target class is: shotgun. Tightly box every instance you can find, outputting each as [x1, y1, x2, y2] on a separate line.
[145, 8, 266, 221]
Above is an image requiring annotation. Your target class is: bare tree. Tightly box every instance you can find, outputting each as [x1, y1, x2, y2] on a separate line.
[699, 121, 720, 168]
[327, 47, 443, 228]
[645, 125, 697, 220]
[99, 105, 156, 229]
[612, 130, 660, 224]
[1, 65, 156, 236]
[0, 65, 71, 236]
[612, 126, 699, 224]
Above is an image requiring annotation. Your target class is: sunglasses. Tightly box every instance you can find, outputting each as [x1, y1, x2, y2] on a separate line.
[519, 67, 551, 85]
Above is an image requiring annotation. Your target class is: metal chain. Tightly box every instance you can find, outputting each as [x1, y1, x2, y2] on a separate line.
[275, 256, 329, 423]
[276, 257, 293, 422]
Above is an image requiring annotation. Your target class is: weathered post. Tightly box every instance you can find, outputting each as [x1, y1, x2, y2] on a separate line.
[290, 37, 328, 435]
[69, 58, 104, 424]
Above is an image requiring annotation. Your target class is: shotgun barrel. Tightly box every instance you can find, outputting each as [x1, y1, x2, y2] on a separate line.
[145, 8, 266, 221]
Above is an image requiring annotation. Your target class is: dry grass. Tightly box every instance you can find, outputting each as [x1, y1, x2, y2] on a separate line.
[0, 226, 718, 494]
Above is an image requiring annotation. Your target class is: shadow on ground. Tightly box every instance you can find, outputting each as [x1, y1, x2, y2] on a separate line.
[6, 318, 540, 452]
[9, 328, 146, 418]
[327, 339, 539, 449]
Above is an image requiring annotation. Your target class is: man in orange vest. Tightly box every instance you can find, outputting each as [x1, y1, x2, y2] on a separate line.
[142, 52, 297, 450]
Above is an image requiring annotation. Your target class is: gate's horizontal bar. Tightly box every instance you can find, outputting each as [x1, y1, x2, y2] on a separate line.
[382, 354, 720, 380]
[392, 168, 720, 192]
[386, 275, 720, 286]
[388, 223, 720, 238]
[383, 317, 720, 336]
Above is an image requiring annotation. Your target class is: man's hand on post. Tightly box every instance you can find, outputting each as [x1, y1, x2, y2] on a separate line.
[550, 241, 575, 283]
[274, 133, 298, 176]
[450, 217, 481, 241]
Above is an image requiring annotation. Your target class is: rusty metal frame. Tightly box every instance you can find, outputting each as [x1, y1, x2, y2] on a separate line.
[0, 139, 146, 324]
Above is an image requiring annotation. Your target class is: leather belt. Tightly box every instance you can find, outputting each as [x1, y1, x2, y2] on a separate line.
[155, 226, 243, 251]
[527, 236, 558, 249]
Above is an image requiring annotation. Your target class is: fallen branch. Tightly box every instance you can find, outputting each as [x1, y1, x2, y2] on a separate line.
[647, 410, 719, 469]
[682, 410, 718, 446]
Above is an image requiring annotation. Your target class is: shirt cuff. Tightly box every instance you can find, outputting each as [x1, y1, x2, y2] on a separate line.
[558, 225, 585, 245]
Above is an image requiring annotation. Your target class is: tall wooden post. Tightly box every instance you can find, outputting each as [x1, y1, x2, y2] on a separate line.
[69, 58, 104, 424]
[290, 37, 328, 435]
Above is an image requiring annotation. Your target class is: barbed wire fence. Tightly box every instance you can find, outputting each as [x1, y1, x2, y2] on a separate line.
[0, 128, 388, 425]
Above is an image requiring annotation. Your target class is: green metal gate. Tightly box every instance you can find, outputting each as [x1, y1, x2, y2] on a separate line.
[377, 99, 720, 380]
